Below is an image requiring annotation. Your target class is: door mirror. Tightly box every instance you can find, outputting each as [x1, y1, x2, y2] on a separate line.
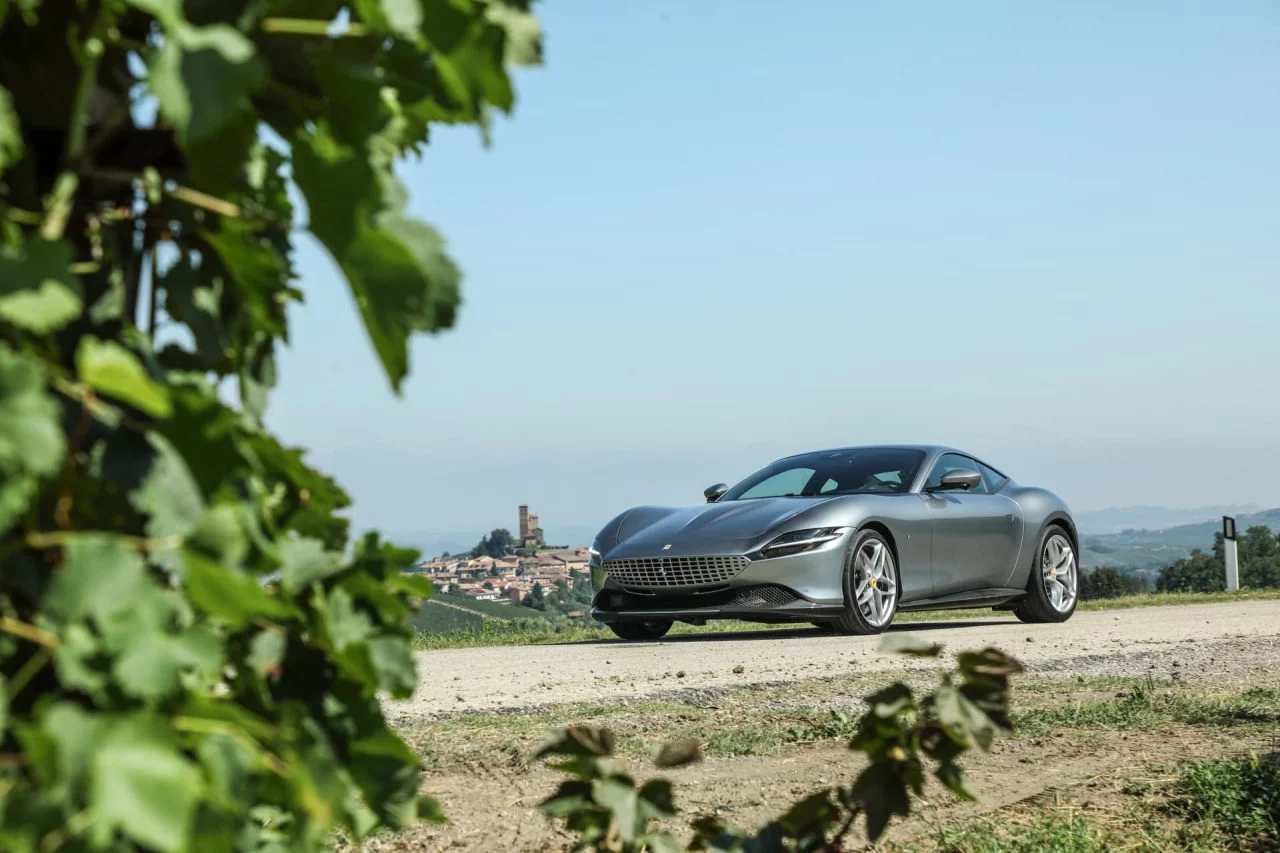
[704, 483, 728, 503]
[932, 469, 982, 492]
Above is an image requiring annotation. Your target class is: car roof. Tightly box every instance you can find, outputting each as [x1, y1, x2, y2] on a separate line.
[774, 444, 959, 462]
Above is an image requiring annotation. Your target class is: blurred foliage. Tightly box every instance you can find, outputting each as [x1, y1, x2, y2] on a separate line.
[0, 0, 540, 849]
[535, 637, 1024, 852]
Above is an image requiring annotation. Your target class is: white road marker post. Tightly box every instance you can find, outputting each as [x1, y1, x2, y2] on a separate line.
[1223, 516, 1239, 592]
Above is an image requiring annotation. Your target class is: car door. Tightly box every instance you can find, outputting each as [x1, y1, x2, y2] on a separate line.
[923, 453, 1025, 596]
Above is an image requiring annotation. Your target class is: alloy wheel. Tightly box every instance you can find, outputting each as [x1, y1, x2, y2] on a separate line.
[853, 539, 897, 627]
[1041, 533, 1077, 613]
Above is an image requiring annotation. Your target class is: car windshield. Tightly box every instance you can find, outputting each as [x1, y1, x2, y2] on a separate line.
[720, 448, 927, 501]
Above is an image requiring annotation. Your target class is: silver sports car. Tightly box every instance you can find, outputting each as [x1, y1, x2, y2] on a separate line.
[588, 445, 1079, 640]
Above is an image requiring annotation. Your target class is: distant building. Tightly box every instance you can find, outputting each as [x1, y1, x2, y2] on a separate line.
[518, 503, 545, 548]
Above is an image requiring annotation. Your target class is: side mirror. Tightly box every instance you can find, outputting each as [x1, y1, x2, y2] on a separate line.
[931, 470, 982, 492]
[704, 483, 728, 503]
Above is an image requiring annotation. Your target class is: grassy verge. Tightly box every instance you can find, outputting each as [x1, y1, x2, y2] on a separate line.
[411, 589, 1280, 651]
[890, 751, 1280, 852]
[399, 672, 1280, 771]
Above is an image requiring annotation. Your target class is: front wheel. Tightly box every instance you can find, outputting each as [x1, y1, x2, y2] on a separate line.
[608, 620, 672, 641]
[831, 529, 899, 635]
[1014, 524, 1079, 624]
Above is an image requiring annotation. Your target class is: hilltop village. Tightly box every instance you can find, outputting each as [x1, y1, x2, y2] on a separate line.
[409, 504, 592, 610]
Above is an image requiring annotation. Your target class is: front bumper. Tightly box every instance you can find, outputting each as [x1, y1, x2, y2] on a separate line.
[589, 532, 848, 624]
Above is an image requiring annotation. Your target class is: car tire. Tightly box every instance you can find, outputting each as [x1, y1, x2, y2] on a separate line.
[1013, 523, 1079, 624]
[608, 620, 673, 641]
[831, 529, 899, 635]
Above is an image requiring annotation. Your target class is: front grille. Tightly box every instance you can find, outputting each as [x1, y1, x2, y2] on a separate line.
[604, 555, 749, 588]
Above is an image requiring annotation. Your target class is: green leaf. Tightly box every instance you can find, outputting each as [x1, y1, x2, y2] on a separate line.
[44, 533, 149, 625]
[880, 633, 944, 657]
[52, 623, 111, 696]
[935, 761, 977, 802]
[851, 762, 910, 842]
[592, 777, 641, 842]
[293, 123, 461, 393]
[247, 629, 285, 676]
[0, 675, 8, 735]
[417, 794, 447, 824]
[90, 714, 202, 852]
[198, 733, 258, 812]
[0, 238, 82, 333]
[183, 549, 296, 628]
[0, 345, 63, 470]
[279, 536, 341, 594]
[366, 635, 417, 698]
[113, 624, 223, 699]
[129, 432, 206, 539]
[637, 778, 676, 818]
[77, 337, 172, 418]
[150, 23, 265, 142]
[486, 3, 543, 66]
[0, 84, 21, 172]
[187, 504, 248, 566]
[353, 0, 421, 38]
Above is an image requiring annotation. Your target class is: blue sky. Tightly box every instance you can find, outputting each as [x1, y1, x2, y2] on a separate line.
[266, 0, 1280, 544]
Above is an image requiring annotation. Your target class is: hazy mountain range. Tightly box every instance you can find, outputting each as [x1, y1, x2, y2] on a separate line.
[1073, 504, 1264, 535]
[1080, 506, 1280, 573]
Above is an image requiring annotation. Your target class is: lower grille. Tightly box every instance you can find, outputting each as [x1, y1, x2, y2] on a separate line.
[604, 554, 749, 588]
[728, 585, 799, 608]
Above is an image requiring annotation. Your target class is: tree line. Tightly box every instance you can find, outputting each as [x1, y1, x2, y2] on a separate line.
[1081, 525, 1280, 599]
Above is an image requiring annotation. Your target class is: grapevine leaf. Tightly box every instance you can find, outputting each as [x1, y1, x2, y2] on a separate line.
[353, 0, 421, 38]
[76, 337, 172, 418]
[293, 122, 461, 393]
[44, 533, 149, 625]
[0, 345, 63, 532]
[183, 550, 297, 628]
[279, 536, 342, 594]
[129, 432, 206, 540]
[0, 238, 82, 332]
[113, 624, 223, 699]
[247, 629, 285, 676]
[150, 23, 265, 142]
[90, 714, 202, 852]
[0, 84, 21, 172]
[593, 777, 642, 842]
[366, 635, 417, 697]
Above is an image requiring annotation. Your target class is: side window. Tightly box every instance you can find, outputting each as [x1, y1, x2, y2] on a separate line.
[737, 467, 815, 499]
[979, 462, 1007, 493]
[925, 454, 989, 494]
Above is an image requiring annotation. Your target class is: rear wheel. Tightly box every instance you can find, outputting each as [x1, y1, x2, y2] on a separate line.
[1014, 524, 1078, 624]
[608, 620, 672, 641]
[831, 529, 899, 635]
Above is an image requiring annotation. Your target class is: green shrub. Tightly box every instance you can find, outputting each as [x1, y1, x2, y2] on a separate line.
[0, 1, 541, 849]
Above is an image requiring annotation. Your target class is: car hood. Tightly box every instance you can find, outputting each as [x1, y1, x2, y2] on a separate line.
[609, 497, 838, 558]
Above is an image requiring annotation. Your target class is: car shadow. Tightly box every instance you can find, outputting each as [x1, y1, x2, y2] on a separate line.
[564, 618, 1015, 646]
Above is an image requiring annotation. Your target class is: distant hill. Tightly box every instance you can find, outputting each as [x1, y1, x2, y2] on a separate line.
[1074, 504, 1264, 535]
[1080, 507, 1280, 573]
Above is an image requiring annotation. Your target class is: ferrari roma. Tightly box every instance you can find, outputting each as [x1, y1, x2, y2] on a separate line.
[588, 445, 1079, 640]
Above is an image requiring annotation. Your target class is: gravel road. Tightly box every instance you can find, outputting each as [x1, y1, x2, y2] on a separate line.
[395, 601, 1280, 720]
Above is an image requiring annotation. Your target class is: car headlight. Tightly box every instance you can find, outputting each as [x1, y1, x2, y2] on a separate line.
[588, 545, 606, 591]
[760, 527, 844, 559]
